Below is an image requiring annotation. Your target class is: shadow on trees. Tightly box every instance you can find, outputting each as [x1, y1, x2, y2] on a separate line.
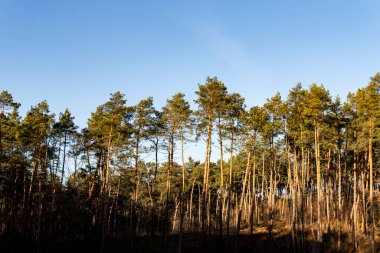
[0, 229, 369, 253]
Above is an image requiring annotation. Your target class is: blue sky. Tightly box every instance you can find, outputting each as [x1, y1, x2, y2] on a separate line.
[1, 1, 380, 163]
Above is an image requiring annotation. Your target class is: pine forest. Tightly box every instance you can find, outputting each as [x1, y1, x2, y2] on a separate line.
[0, 74, 379, 253]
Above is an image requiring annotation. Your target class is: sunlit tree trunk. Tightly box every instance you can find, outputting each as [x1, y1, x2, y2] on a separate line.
[236, 150, 251, 252]
[368, 120, 375, 253]
[227, 131, 234, 235]
[314, 122, 322, 243]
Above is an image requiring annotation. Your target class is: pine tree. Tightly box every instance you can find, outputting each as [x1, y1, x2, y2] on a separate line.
[130, 96, 155, 243]
[238, 105, 266, 239]
[304, 84, 332, 245]
[348, 74, 380, 253]
[162, 92, 192, 251]
[194, 76, 228, 234]
[53, 109, 77, 187]
[224, 92, 245, 236]
[19, 100, 55, 249]
[0, 91, 21, 235]
[263, 92, 285, 226]
[285, 83, 309, 249]
[88, 91, 131, 251]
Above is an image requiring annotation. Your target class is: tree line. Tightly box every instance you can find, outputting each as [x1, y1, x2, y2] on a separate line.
[0, 74, 379, 252]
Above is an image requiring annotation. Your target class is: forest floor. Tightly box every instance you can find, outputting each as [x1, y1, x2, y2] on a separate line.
[1, 223, 378, 253]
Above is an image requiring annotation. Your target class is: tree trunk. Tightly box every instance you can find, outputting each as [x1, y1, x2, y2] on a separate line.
[250, 151, 256, 236]
[368, 120, 375, 253]
[227, 131, 234, 236]
[236, 150, 251, 253]
[202, 119, 212, 234]
[60, 133, 67, 188]
[337, 145, 342, 252]
[218, 117, 224, 239]
[314, 123, 322, 244]
[179, 130, 185, 253]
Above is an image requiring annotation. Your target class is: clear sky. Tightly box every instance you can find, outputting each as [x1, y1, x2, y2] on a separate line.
[1, 0, 380, 162]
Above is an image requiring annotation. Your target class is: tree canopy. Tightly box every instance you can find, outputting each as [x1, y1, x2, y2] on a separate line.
[0, 74, 379, 253]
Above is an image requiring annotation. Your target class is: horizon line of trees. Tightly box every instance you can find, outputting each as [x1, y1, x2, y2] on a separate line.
[0, 74, 379, 252]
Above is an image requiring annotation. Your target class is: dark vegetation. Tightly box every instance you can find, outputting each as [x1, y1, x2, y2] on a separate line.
[0, 74, 379, 252]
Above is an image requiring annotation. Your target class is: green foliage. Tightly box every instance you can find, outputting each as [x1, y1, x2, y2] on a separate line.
[19, 100, 55, 146]
[89, 91, 131, 148]
[162, 92, 193, 140]
[262, 92, 285, 146]
[0, 73, 379, 251]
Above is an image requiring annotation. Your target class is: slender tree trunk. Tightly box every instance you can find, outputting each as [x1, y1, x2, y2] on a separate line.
[261, 153, 265, 224]
[361, 169, 367, 235]
[227, 131, 234, 235]
[189, 179, 195, 230]
[131, 135, 140, 249]
[250, 150, 256, 236]
[150, 137, 159, 238]
[179, 130, 185, 253]
[368, 120, 375, 253]
[100, 126, 113, 253]
[292, 148, 297, 252]
[218, 118, 224, 239]
[353, 148, 357, 249]
[202, 119, 212, 234]
[236, 150, 251, 253]
[60, 133, 67, 188]
[314, 123, 322, 244]
[326, 149, 331, 234]
[337, 145, 342, 252]
[164, 133, 174, 245]
[300, 128, 306, 247]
